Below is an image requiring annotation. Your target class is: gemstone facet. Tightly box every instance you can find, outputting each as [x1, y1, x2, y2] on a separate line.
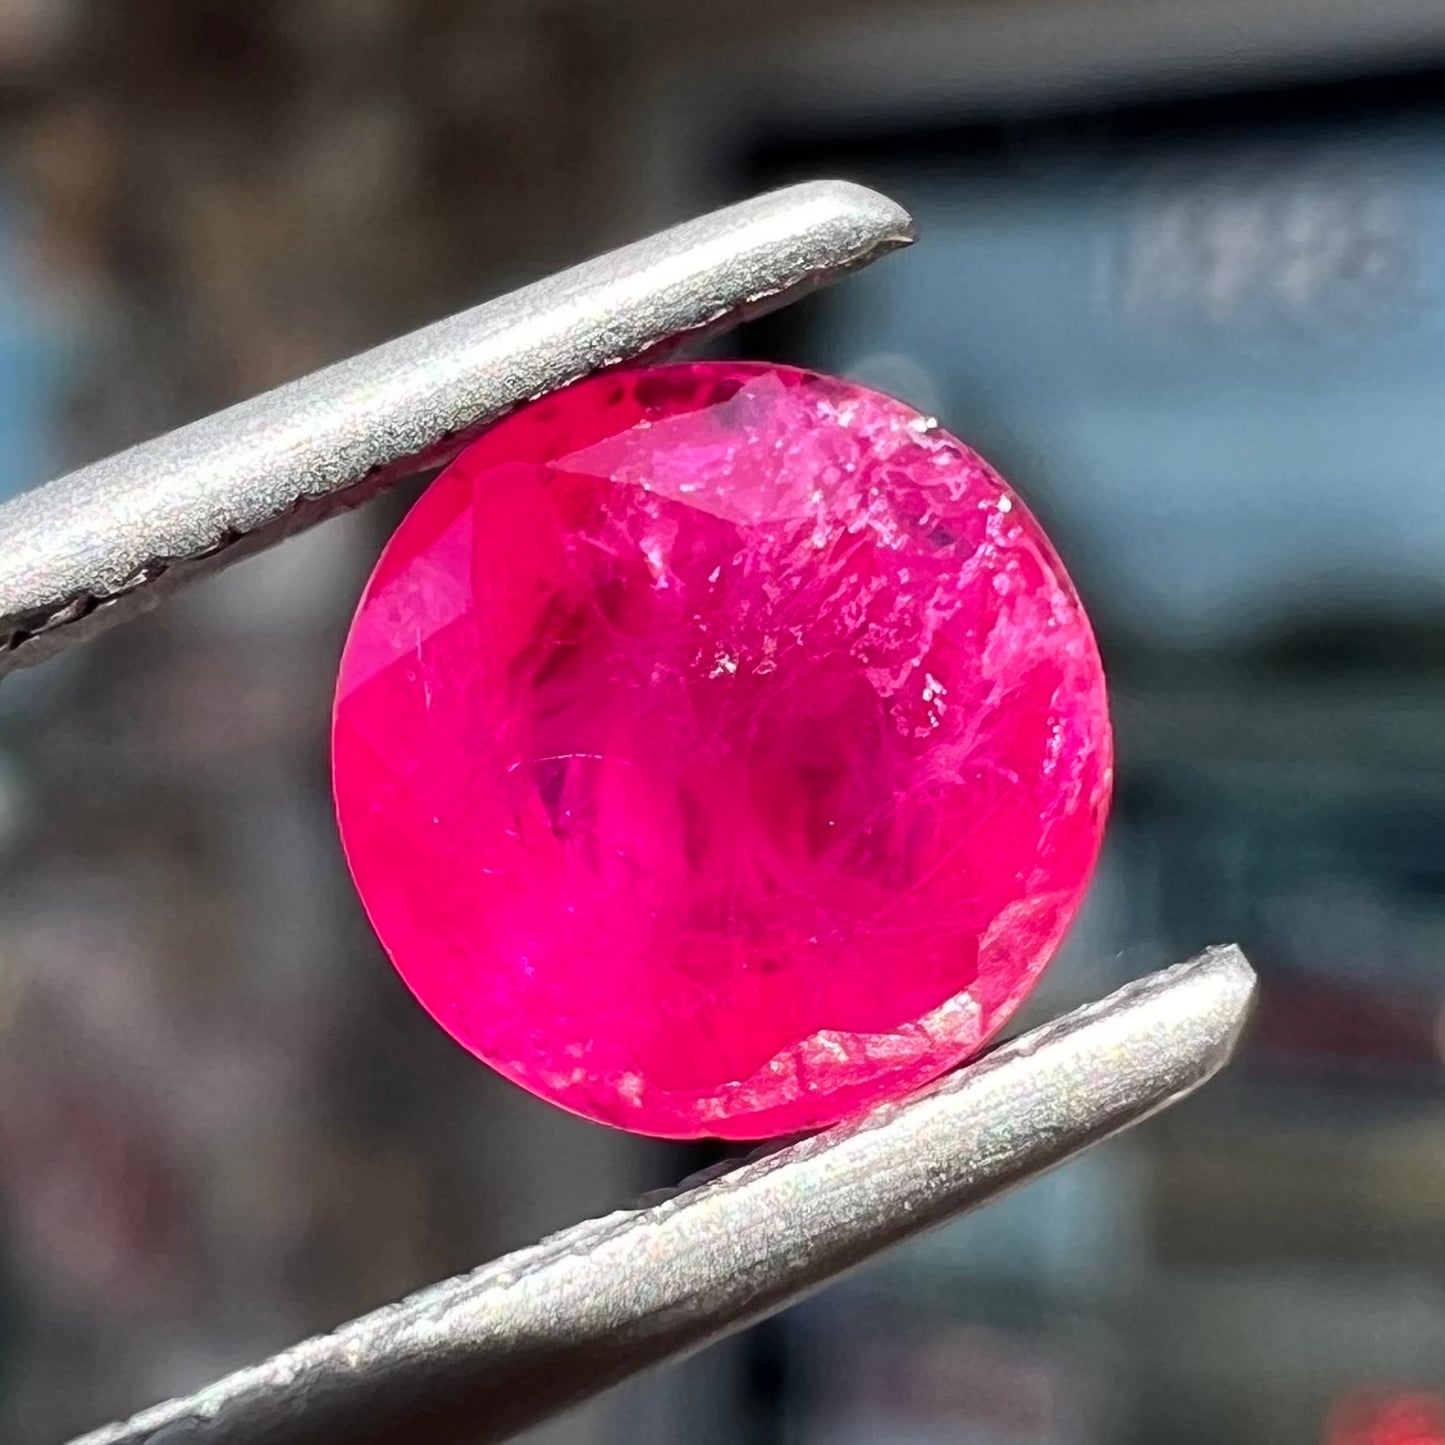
[333, 362, 1111, 1138]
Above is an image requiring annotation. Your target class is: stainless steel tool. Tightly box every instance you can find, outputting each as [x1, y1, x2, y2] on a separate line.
[0, 179, 1255, 1445]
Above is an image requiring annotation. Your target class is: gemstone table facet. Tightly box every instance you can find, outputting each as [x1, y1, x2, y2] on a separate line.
[333, 362, 1112, 1138]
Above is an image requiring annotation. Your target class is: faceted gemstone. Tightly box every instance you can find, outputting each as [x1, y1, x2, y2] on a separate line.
[333, 362, 1111, 1139]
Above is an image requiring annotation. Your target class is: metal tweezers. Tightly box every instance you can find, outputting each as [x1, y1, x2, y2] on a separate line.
[0, 180, 1258, 1445]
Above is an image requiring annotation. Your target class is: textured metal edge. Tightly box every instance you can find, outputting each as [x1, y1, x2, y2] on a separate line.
[70, 946, 1256, 1445]
[0, 179, 914, 672]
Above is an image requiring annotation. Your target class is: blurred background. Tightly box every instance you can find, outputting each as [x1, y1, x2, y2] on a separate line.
[1, 1, 1444, 1442]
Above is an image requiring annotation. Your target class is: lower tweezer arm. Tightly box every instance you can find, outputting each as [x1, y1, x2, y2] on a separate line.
[71, 946, 1254, 1445]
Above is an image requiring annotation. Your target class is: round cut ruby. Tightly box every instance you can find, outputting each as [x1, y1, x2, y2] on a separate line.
[333, 362, 1111, 1138]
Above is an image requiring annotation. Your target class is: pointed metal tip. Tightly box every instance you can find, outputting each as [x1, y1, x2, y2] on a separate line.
[1176, 941, 1259, 1074]
[1096, 942, 1255, 1097]
[784, 177, 918, 253]
[976, 942, 1257, 1137]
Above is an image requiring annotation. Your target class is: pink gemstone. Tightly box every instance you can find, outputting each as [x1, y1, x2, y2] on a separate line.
[333, 362, 1111, 1139]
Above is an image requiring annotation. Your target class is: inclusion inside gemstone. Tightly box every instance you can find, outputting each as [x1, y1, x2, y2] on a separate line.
[332, 361, 1112, 1139]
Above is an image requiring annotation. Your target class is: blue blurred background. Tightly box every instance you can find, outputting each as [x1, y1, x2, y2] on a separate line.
[2, 4, 1445, 1443]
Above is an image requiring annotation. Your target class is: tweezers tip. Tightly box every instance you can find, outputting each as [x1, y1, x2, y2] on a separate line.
[781, 177, 917, 253]
[1173, 942, 1258, 1079]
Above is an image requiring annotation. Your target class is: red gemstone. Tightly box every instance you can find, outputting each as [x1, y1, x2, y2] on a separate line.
[333, 362, 1111, 1138]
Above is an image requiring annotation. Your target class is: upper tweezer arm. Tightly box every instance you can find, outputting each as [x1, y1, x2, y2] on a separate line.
[0, 178, 1257, 1444]
[0, 179, 913, 673]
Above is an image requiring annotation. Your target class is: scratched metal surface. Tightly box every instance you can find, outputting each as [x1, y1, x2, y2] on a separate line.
[0, 179, 912, 672]
[70, 946, 1256, 1445]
